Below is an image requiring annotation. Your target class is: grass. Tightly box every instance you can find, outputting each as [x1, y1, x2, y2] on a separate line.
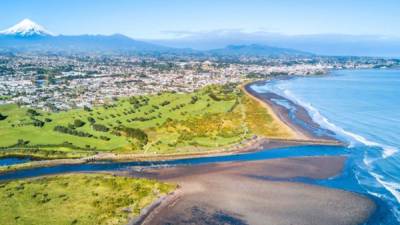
[0, 173, 175, 225]
[0, 84, 294, 159]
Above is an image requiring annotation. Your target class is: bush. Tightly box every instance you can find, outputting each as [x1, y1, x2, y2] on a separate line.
[27, 109, 40, 117]
[73, 119, 86, 128]
[92, 124, 109, 132]
[32, 118, 45, 127]
[117, 127, 148, 145]
[160, 100, 170, 106]
[0, 113, 7, 121]
[87, 117, 96, 124]
[54, 125, 93, 138]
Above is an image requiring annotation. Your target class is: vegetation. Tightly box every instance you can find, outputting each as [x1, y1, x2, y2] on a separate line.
[0, 84, 293, 159]
[0, 174, 175, 225]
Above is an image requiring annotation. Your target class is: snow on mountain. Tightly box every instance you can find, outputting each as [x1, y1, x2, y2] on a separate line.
[0, 19, 54, 36]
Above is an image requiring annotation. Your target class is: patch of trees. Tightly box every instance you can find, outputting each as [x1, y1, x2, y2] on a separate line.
[73, 119, 86, 128]
[130, 116, 156, 122]
[171, 103, 186, 111]
[160, 100, 170, 106]
[0, 113, 7, 121]
[92, 124, 110, 132]
[32, 118, 45, 127]
[26, 109, 40, 117]
[83, 106, 92, 112]
[190, 96, 199, 104]
[117, 126, 148, 145]
[128, 96, 140, 105]
[87, 117, 96, 124]
[100, 136, 110, 141]
[54, 125, 93, 138]
[208, 92, 220, 101]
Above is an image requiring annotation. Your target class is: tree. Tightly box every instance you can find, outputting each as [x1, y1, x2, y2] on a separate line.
[92, 124, 109, 132]
[87, 117, 96, 124]
[73, 119, 86, 128]
[0, 113, 7, 121]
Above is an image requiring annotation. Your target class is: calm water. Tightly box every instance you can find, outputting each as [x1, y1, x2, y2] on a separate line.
[251, 69, 400, 224]
[0, 157, 30, 166]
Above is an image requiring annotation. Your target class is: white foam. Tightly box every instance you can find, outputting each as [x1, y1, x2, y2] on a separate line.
[370, 171, 400, 203]
[263, 81, 400, 222]
[277, 88, 398, 159]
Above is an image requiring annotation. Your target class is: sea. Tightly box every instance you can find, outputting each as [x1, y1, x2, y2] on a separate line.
[251, 69, 400, 224]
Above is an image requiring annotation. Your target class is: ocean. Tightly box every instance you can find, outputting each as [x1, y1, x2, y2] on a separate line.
[251, 69, 400, 224]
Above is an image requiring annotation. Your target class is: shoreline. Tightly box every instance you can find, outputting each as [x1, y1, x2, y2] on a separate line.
[244, 80, 340, 143]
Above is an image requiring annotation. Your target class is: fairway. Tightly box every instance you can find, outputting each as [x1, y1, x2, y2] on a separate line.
[0, 84, 294, 159]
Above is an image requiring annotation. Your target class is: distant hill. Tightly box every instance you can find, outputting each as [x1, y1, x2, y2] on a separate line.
[151, 30, 400, 58]
[0, 19, 313, 57]
[207, 44, 312, 57]
[0, 34, 169, 53]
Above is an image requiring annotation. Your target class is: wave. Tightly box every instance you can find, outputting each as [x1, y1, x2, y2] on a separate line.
[270, 84, 400, 218]
[277, 88, 398, 160]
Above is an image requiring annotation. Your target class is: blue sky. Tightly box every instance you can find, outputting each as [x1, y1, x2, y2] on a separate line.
[0, 0, 399, 39]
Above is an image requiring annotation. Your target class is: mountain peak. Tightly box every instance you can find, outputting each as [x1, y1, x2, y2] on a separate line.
[0, 19, 53, 37]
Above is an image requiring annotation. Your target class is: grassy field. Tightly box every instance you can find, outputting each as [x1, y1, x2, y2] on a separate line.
[0, 84, 294, 159]
[0, 174, 175, 225]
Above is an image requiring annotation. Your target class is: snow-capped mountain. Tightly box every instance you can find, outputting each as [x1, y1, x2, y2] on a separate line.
[0, 19, 169, 53]
[0, 19, 53, 36]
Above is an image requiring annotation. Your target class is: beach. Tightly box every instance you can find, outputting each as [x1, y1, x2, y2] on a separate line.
[127, 156, 374, 225]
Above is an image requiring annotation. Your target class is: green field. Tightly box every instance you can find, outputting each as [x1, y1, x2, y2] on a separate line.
[0, 84, 293, 159]
[0, 174, 175, 225]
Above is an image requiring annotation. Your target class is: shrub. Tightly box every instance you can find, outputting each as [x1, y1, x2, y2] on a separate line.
[73, 119, 86, 128]
[92, 124, 109, 132]
[87, 117, 96, 124]
[0, 113, 8, 121]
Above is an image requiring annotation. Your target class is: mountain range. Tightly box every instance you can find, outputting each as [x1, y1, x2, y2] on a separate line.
[0, 19, 310, 57]
[151, 30, 400, 57]
[2, 19, 399, 57]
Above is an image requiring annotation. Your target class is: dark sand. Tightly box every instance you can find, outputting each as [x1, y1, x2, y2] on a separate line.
[244, 81, 339, 142]
[127, 156, 375, 225]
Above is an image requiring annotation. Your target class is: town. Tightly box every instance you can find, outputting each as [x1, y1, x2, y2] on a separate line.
[0, 53, 398, 111]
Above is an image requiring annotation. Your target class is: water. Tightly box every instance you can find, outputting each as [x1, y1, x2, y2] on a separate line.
[0, 157, 30, 166]
[251, 69, 400, 224]
[0, 145, 346, 180]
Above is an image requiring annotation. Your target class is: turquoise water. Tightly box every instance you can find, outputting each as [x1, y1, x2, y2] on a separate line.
[252, 69, 400, 224]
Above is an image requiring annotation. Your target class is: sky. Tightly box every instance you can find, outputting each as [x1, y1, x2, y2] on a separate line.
[0, 0, 399, 39]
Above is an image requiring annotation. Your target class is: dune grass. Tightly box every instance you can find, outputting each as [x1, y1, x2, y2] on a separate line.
[0, 173, 175, 225]
[0, 84, 293, 159]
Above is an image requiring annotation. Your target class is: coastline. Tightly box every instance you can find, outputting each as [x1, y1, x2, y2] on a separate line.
[243, 80, 340, 143]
